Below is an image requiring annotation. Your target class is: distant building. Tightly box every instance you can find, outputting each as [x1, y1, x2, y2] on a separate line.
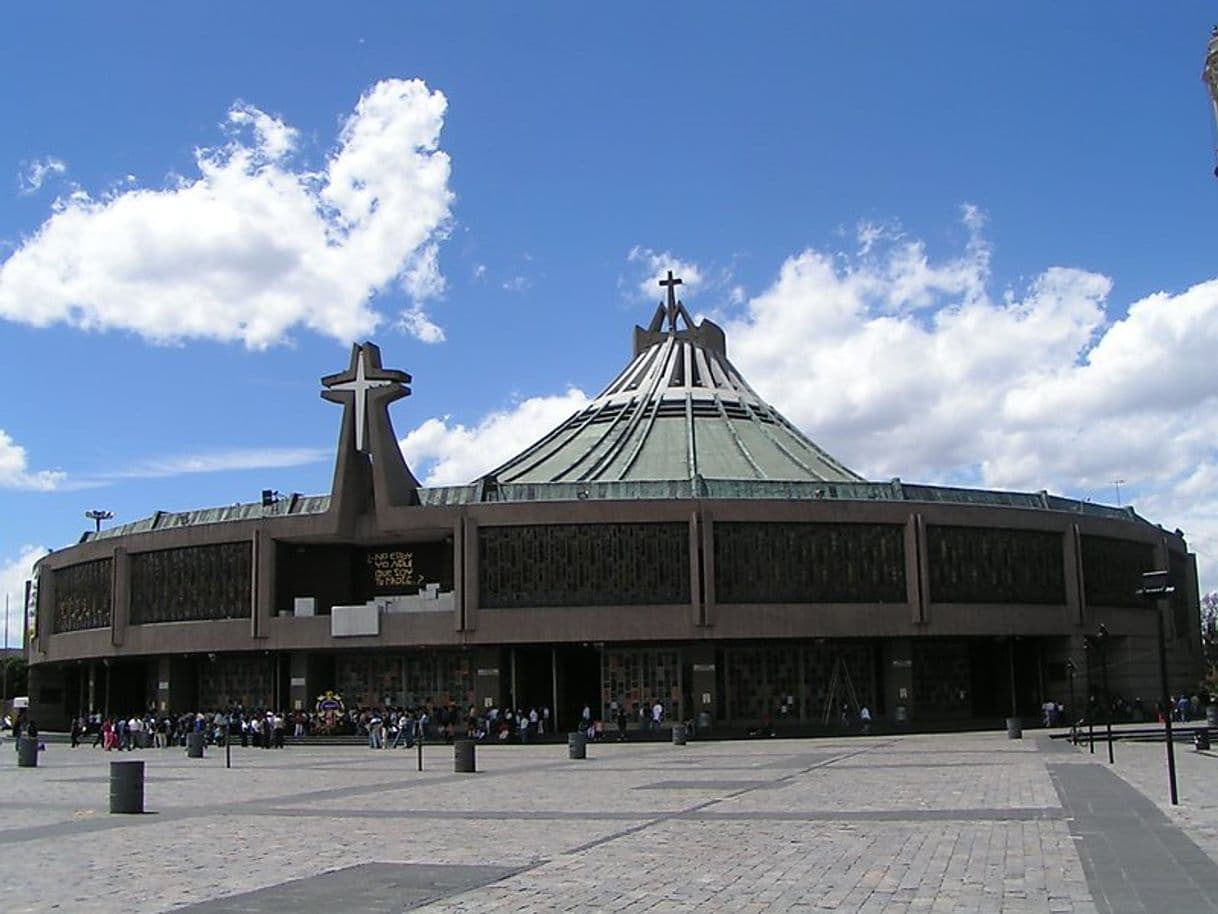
[26, 277, 1202, 729]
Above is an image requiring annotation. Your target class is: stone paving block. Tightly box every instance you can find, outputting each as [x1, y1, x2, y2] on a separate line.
[0, 731, 1207, 912]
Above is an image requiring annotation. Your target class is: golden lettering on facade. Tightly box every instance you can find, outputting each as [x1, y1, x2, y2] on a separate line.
[367, 550, 423, 588]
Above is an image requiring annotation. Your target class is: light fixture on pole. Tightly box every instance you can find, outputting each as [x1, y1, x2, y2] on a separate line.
[1138, 570, 1178, 805]
[1112, 480, 1125, 507]
[84, 510, 114, 533]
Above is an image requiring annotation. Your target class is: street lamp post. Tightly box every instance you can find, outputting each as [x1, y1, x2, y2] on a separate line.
[1097, 625, 1114, 764]
[1065, 658, 1077, 745]
[1139, 570, 1178, 806]
[84, 510, 113, 533]
[1083, 639, 1095, 754]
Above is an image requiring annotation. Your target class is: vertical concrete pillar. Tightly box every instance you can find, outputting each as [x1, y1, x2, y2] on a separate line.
[473, 648, 501, 713]
[111, 547, 129, 648]
[252, 530, 273, 639]
[452, 521, 465, 632]
[462, 516, 479, 632]
[905, 515, 926, 624]
[700, 510, 715, 628]
[724, 648, 734, 722]
[156, 657, 172, 713]
[509, 647, 518, 710]
[289, 651, 309, 712]
[798, 644, 807, 721]
[883, 639, 914, 721]
[689, 644, 716, 723]
[1064, 524, 1086, 626]
[688, 510, 702, 629]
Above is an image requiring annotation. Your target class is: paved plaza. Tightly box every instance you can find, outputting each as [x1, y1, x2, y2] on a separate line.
[3, 728, 1218, 912]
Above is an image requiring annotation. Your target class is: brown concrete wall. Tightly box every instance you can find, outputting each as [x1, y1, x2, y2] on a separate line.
[29, 495, 1202, 705]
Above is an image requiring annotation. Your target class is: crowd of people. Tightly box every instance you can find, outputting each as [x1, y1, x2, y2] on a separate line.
[67, 710, 294, 750]
[1044, 691, 1215, 727]
[51, 697, 678, 751]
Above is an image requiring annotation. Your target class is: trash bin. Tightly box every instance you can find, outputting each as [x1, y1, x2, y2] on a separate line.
[696, 711, 712, 732]
[110, 760, 144, 814]
[454, 739, 476, 773]
[567, 731, 586, 760]
[894, 705, 908, 724]
[1006, 718, 1023, 740]
[1207, 706, 1218, 728]
[1195, 730, 1211, 752]
[17, 736, 38, 768]
[672, 723, 688, 746]
[186, 732, 205, 758]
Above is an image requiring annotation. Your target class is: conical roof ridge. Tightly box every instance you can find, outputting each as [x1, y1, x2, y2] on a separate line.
[487, 278, 862, 485]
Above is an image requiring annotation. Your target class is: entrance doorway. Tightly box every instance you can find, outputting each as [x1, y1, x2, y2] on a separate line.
[555, 645, 600, 733]
[510, 647, 552, 718]
[507, 645, 602, 733]
[970, 638, 1043, 719]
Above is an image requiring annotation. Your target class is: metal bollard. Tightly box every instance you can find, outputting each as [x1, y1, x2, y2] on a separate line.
[567, 731, 586, 760]
[110, 760, 144, 814]
[454, 739, 476, 773]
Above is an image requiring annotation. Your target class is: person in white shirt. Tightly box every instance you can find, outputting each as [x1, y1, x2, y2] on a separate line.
[652, 701, 664, 730]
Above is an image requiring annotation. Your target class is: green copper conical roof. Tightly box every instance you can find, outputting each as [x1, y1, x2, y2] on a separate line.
[487, 274, 863, 485]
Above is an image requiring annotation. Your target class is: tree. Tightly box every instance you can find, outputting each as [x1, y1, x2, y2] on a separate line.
[0, 654, 27, 699]
[1202, 592, 1218, 694]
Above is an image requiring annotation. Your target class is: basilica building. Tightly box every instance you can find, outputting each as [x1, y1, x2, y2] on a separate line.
[25, 276, 1202, 731]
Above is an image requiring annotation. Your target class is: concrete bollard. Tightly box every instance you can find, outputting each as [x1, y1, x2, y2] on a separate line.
[110, 760, 145, 814]
[17, 736, 38, 767]
[454, 739, 476, 773]
[567, 731, 586, 760]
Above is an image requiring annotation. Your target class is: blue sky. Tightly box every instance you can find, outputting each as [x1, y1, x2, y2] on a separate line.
[2, 3, 1217, 643]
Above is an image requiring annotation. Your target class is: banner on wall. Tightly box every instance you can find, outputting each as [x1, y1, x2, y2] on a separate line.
[314, 690, 346, 733]
[24, 573, 37, 650]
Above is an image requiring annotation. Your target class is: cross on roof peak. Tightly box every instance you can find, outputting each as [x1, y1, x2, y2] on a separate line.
[658, 270, 683, 332]
[321, 342, 411, 453]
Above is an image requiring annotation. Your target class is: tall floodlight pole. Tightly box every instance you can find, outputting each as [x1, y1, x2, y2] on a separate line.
[85, 510, 113, 533]
[1139, 570, 1178, 805]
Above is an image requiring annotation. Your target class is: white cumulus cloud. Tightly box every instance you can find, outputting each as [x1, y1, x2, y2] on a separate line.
[399, 388, 591, 486]
[626, 246, 706, 302]
[17, 157, 67, 195]
[0, 430, 64, 491]
[0, 78, 454, 348]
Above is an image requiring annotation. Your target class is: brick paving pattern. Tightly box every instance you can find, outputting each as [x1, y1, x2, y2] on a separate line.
[0, 728, 1216, 912]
